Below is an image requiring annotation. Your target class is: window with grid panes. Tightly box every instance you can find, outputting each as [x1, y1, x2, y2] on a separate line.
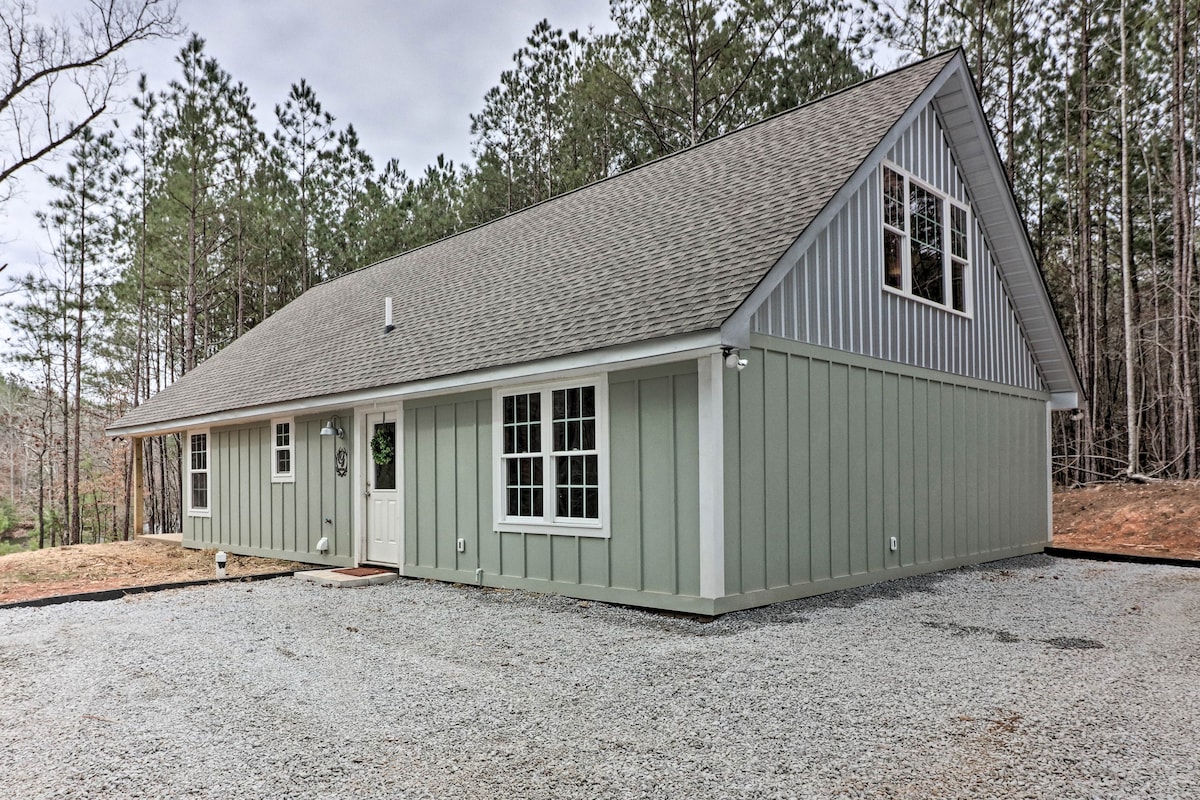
[271, 419, 294, 482]
[495, 379, 608, 535]
[881, 163, 970, 313]
[188, 432, 210, 516]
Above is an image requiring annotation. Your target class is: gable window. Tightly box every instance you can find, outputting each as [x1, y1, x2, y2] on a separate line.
[271, 418, 294, 483]
[493, 377, 610, 537]
[187, 431, 210, 517]
[881, 163, 970, 313]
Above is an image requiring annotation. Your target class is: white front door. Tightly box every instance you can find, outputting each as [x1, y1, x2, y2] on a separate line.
[365, 411, 400, 565]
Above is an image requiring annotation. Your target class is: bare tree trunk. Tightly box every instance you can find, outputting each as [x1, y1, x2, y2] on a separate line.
[1119, 0, 1139, 476]
[1169, 0, 1193, 477]
[1075, 7, 1097, 480]
[36, 382, 49, 549]
[60, 291, 72, 545]
[1144, 139, 1166, 466]
[1189, 10, 1199, 479]
[1004, 0, 1016, 183]
[71, 192, 86, 548]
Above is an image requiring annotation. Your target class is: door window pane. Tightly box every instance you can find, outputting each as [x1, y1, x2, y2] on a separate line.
[373, 422, 396, 490]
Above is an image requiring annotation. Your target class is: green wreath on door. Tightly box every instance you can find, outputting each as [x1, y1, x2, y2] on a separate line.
[370, 427, 395, 466]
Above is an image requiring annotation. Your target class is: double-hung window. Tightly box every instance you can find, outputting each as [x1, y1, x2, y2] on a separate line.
[271, 418, 294, 483]
[882, 163, 971, 313]
[187, 431, 211, 517]
[493, 377, 609, 537]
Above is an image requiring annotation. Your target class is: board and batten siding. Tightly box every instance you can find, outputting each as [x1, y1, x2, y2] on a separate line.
[719, 335, 1049, 612]
[402, 362, 705, 614]
[183, 413, 355, 565]
[402, 391, 491, 579]
[750, 104, 1043, 393]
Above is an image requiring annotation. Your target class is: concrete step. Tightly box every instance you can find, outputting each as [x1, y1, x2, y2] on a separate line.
[138, 533, 183, 545]
[293, 567, 398, 588]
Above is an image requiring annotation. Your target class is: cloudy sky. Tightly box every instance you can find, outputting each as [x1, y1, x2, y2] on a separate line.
[1, 0, 615, 343]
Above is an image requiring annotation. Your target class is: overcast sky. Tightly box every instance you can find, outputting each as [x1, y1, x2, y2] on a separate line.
[1, 0, 616, 350]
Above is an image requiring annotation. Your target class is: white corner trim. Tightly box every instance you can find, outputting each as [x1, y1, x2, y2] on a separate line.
[697, 354, 725, 599]
[1045, 400, 1054, 543]
[352, 406, 367, 565]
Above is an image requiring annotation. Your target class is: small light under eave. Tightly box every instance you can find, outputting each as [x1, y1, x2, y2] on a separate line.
[721, 346, 748, 371]
[320, 418, 344, 438]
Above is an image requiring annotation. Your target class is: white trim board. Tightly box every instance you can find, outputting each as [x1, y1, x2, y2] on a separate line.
[108, 332, 725, 438]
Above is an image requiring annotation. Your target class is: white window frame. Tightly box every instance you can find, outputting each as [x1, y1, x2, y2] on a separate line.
[881, 161, 973, 317]
[271, 417, 295, 483]
[492, 375, 611, 538]
[186, 429, 211, 518]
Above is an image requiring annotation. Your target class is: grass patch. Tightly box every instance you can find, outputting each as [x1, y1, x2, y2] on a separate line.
[0, 540, 36, 557]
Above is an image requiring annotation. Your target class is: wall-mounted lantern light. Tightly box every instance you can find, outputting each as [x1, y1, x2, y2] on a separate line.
[319, 417, 344, 438]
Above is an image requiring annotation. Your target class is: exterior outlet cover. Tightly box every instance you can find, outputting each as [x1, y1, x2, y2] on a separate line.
[456, 538, 466, 553]
[889, 536, 898, 552]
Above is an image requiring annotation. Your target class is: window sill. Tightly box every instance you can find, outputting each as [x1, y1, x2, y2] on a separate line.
[882, 285, 973, 319]
[271, 474, 295, 484]
[187, 509, 211, 518]
[495, 520, 610, 538]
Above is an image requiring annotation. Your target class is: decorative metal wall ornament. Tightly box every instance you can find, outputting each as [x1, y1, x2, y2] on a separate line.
[335, 447, 349, 477]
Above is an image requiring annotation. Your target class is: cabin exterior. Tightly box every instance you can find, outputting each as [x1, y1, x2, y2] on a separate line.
[109, 51, 1081, 615]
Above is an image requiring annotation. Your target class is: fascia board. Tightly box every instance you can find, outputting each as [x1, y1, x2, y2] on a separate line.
[106, 330, 724, 438]
[931, 64, 1085, 400]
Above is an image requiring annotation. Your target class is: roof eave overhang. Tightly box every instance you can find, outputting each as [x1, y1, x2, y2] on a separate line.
[106, 329, 727, 438]
[931, 58, 1084, 402]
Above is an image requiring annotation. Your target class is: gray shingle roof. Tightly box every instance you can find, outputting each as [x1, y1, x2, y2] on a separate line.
[112, 53, 956, 432]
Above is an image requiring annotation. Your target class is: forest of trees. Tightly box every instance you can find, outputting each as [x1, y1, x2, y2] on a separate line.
[1, 0, 1198, 547]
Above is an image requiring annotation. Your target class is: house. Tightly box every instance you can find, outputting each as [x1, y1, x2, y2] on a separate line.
[108, 50, 1082, 615]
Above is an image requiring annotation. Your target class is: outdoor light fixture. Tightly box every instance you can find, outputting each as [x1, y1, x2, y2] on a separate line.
[722, 346, 748, 371]
[320, 417, 344, 438]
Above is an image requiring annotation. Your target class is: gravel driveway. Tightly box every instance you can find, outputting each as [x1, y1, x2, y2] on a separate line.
[2, 554, 1197, 799]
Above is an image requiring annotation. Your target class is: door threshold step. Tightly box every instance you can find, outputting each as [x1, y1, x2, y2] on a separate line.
[293, 568, 399, 588]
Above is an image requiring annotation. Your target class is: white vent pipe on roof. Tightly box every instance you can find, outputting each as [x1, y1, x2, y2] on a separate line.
[384, 297, 394, 333]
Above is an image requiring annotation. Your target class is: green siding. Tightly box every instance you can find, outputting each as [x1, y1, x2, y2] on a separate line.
[404, 394, 490, 574]
[723, 335, 1050, 606]
[403, 363, 703, 610]
[182, 412, 355, 565]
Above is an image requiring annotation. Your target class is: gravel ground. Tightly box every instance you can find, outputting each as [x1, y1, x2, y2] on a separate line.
[1, 554, 1198, 799]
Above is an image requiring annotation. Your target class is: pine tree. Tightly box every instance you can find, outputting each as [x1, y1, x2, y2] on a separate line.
[38, 126, 125, 544]
[273, 79, 339, 293]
